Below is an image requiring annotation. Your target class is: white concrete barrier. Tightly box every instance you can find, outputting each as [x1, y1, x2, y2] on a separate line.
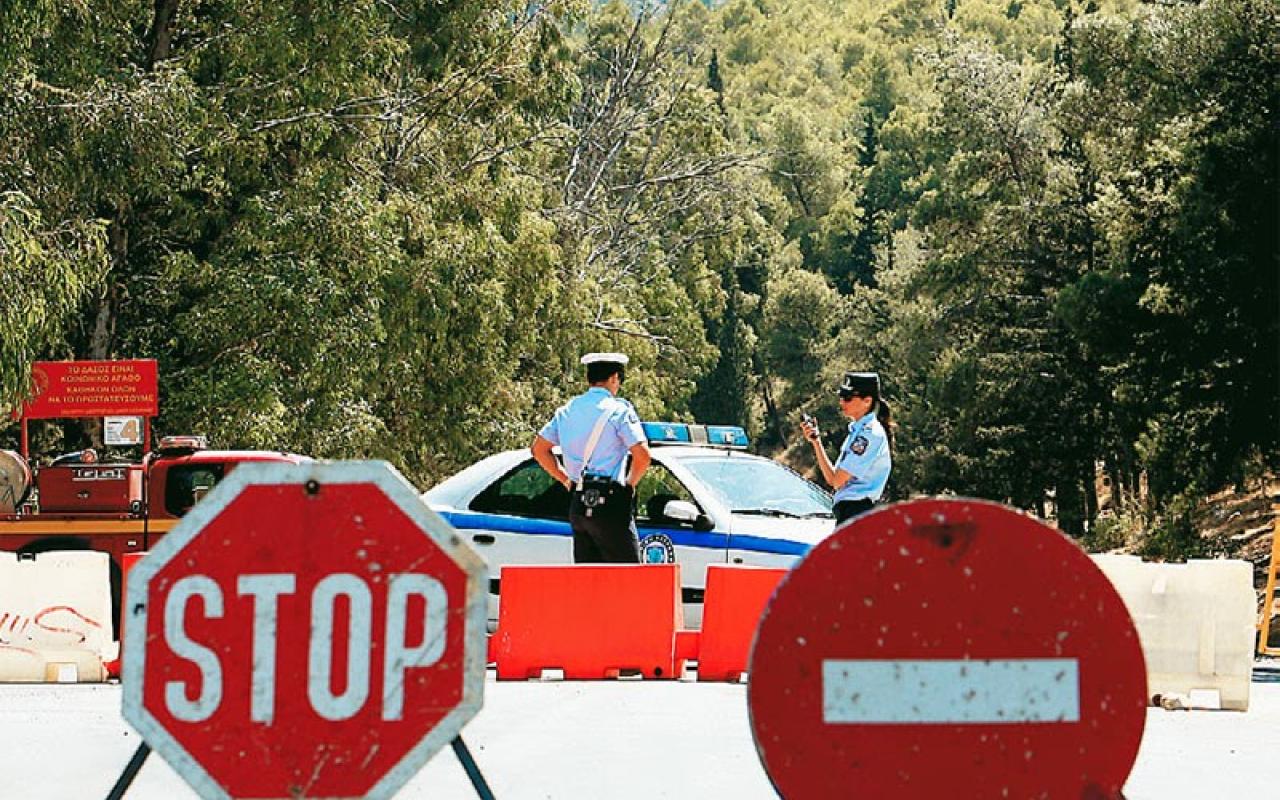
[0, 551, 114, 682]
[1092, 554, 1256, 711]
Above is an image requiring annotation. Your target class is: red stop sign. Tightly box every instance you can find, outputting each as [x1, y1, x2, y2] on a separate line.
[123, 462, 487, 800]
[748, 498, 1147, 800]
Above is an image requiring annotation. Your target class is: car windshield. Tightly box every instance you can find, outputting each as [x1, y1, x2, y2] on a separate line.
[678, 455, 832, 518]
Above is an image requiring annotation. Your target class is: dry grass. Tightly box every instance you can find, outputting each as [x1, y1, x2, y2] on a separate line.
[1195, 481, 1278, 586]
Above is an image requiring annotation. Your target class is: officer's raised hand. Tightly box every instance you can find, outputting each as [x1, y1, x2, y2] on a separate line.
[800, 413, 820, 443]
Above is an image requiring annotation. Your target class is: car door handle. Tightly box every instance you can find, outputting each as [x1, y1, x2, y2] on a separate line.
[732, 557, 744, 564]
[472, 534, 496, 545]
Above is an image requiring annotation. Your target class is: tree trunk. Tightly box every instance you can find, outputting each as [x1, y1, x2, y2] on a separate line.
[79, 208, 127, 448]
[1057, 474, 1084, 537]
[145, 0, 180, 69]
[1084, 460, 1099, 533]
[1106, 456, 1124, 510]
[89, 208, 127, 360]
[70, 2, 175, 449]
[760, 377, 782, 449]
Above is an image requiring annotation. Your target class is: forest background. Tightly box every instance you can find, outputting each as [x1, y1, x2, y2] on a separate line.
[1, 0, 1275, 558]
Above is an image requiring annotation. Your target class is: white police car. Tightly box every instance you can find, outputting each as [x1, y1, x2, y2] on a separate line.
[424, 423, 834, 626]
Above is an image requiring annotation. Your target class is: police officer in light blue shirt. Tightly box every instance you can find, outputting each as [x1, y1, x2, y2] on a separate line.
[532, 353, 652, 562]
[801, 371, 894, 526]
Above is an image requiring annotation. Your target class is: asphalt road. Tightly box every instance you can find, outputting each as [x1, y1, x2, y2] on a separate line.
[0, 664, 1274, 798]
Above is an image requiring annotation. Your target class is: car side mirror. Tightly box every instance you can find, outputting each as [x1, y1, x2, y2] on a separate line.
[664, 500, 714, 531]
[663, 500, 699, 522]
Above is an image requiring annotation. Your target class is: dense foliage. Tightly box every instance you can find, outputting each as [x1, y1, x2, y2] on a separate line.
[2, 0, 1274, 546]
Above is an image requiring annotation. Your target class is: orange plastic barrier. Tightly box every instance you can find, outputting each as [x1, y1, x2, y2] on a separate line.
[674, 629, 700, 662]
[105, 551, 147, 679]
[492, 564, 685, 680]
[696, 564, 788, 682]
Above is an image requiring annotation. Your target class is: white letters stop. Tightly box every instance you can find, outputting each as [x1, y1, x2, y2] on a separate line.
[162, 572, 447, 724]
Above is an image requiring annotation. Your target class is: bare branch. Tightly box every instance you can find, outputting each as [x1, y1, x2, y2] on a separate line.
[588, 318, 673, 345]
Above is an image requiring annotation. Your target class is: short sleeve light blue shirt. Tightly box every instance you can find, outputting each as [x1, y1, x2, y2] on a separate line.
[833, 412, 891, 503]
[538, 387, 646, 484]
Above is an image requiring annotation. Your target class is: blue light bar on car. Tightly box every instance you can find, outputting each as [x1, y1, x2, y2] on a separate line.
[706, 426, 750, 448]
[643, 422, 692, 443]
[642, 422, 749, 449]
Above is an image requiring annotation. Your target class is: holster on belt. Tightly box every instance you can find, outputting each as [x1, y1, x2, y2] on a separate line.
[576, 476, 621, 517]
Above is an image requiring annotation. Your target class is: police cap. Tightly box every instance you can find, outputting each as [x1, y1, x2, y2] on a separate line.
[837, 371, 880, 400]
[580, 352, 629, 367]
[582, 352, 628, 384]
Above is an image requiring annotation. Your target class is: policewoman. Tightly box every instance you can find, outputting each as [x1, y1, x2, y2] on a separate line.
[531, 353, 652, 563]
[801, 371, 893, 525]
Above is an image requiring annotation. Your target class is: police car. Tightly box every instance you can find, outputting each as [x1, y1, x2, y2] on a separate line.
[424, 422, 834, 626]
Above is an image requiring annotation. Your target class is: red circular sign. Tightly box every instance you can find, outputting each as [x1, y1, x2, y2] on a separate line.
[123, 462, 487, 800]
[748, 498, 1147, 800]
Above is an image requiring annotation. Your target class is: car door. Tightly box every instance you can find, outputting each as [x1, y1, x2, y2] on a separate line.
[634, 461, 728, 623]
[459, 457, 574, 607]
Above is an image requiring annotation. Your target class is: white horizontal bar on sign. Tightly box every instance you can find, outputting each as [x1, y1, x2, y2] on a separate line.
[822, 658, 1080, 724]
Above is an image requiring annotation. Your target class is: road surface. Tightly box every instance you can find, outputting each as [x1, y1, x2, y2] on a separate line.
[0, 663, 1273, 798]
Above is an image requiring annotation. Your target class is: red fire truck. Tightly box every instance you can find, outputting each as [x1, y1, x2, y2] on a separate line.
[0, 437, 306, 639]
[2, 359, 307, 643]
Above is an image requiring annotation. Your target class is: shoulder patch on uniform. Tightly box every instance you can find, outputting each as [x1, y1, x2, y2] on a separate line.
[850, 435, 869, 456]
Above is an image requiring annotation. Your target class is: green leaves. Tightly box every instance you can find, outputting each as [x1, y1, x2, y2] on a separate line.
[0, 0, 1270, 535]
[0, 192, 108, 408]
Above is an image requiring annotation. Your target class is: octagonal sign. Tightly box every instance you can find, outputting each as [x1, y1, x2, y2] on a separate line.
[123, 461, 487, 800]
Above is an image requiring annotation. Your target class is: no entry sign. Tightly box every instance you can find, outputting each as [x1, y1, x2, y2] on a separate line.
[748, 498, 1147, 799]
[122, 461, 488, 800]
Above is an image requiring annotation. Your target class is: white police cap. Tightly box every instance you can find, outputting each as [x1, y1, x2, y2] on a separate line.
[580, 352, 629, 366]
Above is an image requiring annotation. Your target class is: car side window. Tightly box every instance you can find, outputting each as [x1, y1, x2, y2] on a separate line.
[635, 464, 698, 526]
[469, 459, 570, 520]
[164, 464, 225, 517]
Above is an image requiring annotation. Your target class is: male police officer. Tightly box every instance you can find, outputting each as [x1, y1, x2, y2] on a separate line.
[531, 353, 652, 563]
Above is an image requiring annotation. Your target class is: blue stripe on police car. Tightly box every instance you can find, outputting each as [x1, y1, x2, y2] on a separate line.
[439, 510, 810, 557]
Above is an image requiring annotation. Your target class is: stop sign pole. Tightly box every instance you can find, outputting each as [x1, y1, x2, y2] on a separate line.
[116, 461, 491, 800]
